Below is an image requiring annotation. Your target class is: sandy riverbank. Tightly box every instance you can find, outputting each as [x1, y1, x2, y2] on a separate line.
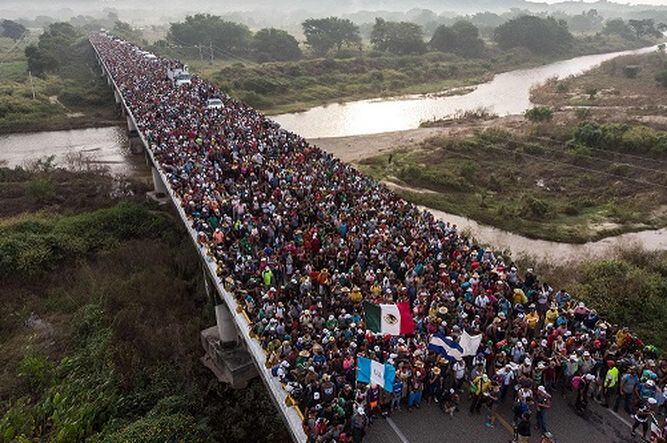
[309, 115, 525, 163]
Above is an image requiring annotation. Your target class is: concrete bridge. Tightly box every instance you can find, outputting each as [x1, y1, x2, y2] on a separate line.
[90, 37, 308, 442]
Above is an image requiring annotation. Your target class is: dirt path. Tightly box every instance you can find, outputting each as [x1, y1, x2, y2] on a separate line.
[309, 115, 524, 162]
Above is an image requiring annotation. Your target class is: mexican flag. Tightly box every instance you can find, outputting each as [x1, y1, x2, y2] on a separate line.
[363, 301, 414, 335]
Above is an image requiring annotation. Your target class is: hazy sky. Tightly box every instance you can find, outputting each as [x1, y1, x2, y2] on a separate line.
[540, 0, 667, 3]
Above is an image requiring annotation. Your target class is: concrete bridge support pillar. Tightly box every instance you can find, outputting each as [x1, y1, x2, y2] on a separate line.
[215, 303, 238, 346]
[126, 115, 137, 134]
[128, 135, 144, 154]
[150, 165, 168, 194]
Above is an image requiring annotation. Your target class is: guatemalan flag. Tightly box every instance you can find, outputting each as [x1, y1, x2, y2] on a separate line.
[428, 332, 464, 362]
[363, 301, 415, 335]
[356, 357, 396, 392]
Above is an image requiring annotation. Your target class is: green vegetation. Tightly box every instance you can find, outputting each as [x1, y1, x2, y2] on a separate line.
[430, 21, 485, 58]
[0, 22, 120, 133]
[0, 166, 287, 442]
[528, 248, 667, 350]
[358, 126, 667, 242]
[168, 14, 253, 57]
[146, 13, 660, 114]
[532, 50, 667, 116]
[302, 17, 362, 56]
[494, 15, 574, 55]
[525, 106, 554, 123]
[208, 52, 492, 113]
[573, 122, 667, 156]
[0, 19, 26, 40]
[252, 28, 302, 62]
[370, 18, 426, 55]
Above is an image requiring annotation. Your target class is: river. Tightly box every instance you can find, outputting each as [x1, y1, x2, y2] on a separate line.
[0, 126, 143, 175]
[0, 47, 664, 259]
[272, 44, 662, 139]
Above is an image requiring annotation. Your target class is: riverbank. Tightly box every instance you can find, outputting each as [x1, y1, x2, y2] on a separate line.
[325, 115, 667, 243]
[0, 165, 288, 442]
[531, 49, 667, 125]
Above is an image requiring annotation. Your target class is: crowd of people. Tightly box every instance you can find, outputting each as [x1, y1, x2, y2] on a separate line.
[92, 33, 667, 443]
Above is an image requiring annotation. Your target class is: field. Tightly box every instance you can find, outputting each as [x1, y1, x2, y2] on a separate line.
[357, 125, 667, 243]
[0, 37, 121, 134]
[0, 165, 287, 441]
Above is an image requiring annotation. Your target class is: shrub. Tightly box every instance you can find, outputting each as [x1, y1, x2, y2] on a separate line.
[585, 86, 598, 99]
[623, 65, 641, 78]
[458, 161, 478, 180]
[0, 203, 173, 278]
[608, 163, 632, 176]
[576, 258, 667, 348]
[519, 194, 550, 219]
[238, 91, 271, 108]
[655, 70, 667, 88]
[524, 106, 553, 123]
[26, 177, 56, 202]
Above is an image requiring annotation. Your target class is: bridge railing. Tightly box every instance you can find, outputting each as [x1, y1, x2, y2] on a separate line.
[90, 37, 308, 443]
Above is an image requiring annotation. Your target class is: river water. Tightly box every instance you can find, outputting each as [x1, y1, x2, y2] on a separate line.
[423, 207, 667, 262]
[0, 126, 142, 175]
[0, 47, 664, 259]
[272, 45, 661, 139]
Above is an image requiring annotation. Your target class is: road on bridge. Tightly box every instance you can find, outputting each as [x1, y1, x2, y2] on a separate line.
[366, 391, 642, 443]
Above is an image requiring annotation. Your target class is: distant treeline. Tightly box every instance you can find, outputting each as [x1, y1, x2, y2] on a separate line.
[151, 13, 663, 62]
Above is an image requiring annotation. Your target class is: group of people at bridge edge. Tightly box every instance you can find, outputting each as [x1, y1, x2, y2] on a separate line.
[91, 32, 667, 443]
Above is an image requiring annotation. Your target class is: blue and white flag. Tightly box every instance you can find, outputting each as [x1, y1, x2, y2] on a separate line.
[428, 332, 464, 362]
[357, 357, 396, 392]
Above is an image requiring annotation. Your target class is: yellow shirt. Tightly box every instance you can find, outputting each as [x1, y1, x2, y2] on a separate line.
[526, 312, 540, 329]
[545, 309, 558, 325]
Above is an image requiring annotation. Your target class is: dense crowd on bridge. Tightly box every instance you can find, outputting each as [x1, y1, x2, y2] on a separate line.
[92, 33, 667, 443]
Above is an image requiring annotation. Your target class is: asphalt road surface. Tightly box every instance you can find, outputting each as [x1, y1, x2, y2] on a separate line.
[366, 391, 645, 443]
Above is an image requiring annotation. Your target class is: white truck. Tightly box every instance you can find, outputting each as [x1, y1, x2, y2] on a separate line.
[167, 65, 191, 87]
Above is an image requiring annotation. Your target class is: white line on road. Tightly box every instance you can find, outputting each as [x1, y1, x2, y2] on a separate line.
[387, 417, 410, 443]
[607, 408, 633, 428]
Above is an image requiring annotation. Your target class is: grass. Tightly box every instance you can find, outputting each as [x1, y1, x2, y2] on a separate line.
[0, 166, 288, 442]
[357, 127, 667, 243]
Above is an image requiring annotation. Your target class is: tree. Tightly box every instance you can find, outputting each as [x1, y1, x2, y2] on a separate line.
[0, 19, 27, 41]
[628, 19, 661, 39]
[430, 21, 485, 58]
[25, 45, 58, 75]
[168, 14, 252, 57]
[494, 15, 573, 55]
[567, 9, 603, 34]
[302, 17, 361, 56]
[25, 22, 80, 75]
[370, 18, 426, 55]
[251, 28, 301, 62]
[112, 20, 144, 44]
[602, 18, 635, 40]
